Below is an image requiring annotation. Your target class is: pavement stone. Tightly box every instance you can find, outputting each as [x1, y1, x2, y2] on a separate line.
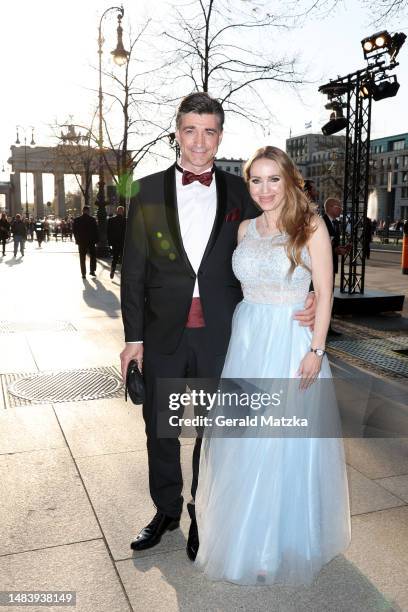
[0, 404, 66, 455]
[0, 540, 130, 612]
[76, 445, 194, 562]
[344, 438, 408, 479]
[0, 447, 101, 556]
[26, 330, 123, 370]
[347, 465, 406, 516]
[54, 398, 147, 457]
[344, 506, 408, 611]
[54, 398, 193, 459]
[375, 474, 408, 503]
[0, 334, 37, 373]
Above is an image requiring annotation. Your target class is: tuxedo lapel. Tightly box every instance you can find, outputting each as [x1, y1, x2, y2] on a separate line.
[200, 167, 227, 266]
[164, 164, 195, 275]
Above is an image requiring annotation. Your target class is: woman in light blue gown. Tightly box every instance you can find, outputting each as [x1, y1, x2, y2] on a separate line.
[195, 146, 351, 586]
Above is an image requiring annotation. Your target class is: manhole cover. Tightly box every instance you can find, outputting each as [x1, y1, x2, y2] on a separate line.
[0, 321, 76, 333]
[6, 367, 123, 404]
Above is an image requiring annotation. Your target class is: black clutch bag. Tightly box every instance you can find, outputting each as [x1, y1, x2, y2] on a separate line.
[125, 360, 145, 404]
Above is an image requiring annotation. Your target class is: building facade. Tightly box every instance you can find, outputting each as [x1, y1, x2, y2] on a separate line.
[368, 133, 408, 222]
[215, 157, 244, 177]
[286, 133, 346, 210]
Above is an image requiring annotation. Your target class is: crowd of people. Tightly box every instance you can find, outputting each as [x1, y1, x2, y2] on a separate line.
[0, 214, 76, 254]
[0, 210, 125, 274]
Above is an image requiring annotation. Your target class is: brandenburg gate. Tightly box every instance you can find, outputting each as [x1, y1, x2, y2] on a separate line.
[5, 141, 117, 218]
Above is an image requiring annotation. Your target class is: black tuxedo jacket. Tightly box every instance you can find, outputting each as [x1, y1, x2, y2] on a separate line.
[121, 164, 259, 354]
[322, 213, 340, 275]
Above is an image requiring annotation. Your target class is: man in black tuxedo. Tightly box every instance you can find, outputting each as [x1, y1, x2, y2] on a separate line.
[120, 92, 316, 560]
[107, 206, 126, 279]
[73, 206, 99, 279]
[322, 198, 350, 336]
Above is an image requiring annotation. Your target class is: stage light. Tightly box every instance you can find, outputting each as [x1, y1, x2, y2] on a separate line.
[359, 81, 371, 98]
[372, 78, 400, 101]
[361, 30, 406, 62]
[321, 101, 348, 135]
[361, 30, 392, 59]
[319, 81, 350, 96]
[375, 35, 386, 47]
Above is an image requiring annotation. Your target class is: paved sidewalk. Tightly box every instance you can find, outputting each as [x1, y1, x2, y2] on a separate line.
[0, 240, 407, 612]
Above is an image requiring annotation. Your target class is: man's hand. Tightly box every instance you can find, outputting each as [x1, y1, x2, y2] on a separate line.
[293, 292, 316, 330]
[120, 343, 144, 382]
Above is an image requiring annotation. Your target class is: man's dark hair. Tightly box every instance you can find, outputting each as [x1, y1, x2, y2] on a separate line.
[82, 206, 90, 214]
[176, 92, 224, 130]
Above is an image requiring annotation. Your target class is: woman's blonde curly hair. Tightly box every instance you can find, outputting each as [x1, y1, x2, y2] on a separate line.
[243, 146, 317, 275]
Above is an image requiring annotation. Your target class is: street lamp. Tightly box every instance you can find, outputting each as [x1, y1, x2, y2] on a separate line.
[96, 5, 129, 256]
[15, 126, 35, 219]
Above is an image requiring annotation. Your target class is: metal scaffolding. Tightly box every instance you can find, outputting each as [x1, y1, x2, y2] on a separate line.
[319, 31, 405, 295]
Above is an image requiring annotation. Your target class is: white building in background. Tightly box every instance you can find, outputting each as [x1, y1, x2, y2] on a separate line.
[369, 133, 408, 222]
[215, 158, 244, 177]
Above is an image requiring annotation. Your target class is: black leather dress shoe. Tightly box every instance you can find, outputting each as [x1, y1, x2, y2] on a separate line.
[186, 519, 199, 561]
[186, 503, 199, 561]
[130, 511, 180, 551]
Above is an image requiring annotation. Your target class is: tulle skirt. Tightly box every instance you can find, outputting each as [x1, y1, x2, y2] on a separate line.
[195, 299, 351, 586]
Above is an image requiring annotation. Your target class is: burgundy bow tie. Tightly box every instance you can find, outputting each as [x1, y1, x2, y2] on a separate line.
[181, 169, 214, 187]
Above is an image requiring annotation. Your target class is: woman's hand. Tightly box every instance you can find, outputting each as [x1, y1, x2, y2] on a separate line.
[296, 351, 323, 390]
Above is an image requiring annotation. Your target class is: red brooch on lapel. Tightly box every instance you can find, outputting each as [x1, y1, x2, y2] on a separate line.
[225, 208, 241, 222]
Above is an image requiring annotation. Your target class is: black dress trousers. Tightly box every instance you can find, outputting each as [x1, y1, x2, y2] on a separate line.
[143, 327, 225, 519]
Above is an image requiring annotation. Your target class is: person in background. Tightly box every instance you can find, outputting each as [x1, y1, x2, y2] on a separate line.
[35, 218, 45, 248]
[363, 216, 373, 259]
[44, 218, 50, 241]
[28, 217, 35, 241]
[11, 214, 27, 258]
[73, 206, 99, 279]
[322, 197, 350, 337]
[0, 212, 11, 256]
[107, 205, 126, 279]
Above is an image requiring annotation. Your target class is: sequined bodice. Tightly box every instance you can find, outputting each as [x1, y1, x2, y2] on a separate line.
[232, 218, 312, 304]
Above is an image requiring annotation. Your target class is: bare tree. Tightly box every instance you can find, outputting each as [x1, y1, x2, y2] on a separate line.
[305, 0, 408, 23]
[159, 0, 306, 128]
[98, 20, 177, 205]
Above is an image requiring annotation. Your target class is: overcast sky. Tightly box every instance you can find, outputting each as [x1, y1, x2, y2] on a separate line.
[0, 0, 407, 201]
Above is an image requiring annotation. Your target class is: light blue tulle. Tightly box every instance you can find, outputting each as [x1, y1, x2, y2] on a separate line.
[195, 219, 351, 586]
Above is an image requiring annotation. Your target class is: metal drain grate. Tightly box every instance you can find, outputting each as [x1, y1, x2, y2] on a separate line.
[328, 336, 408, 377]
[0, 321, 76, 333]
[3, 366, 124, 406]
[330, 318, 408, 340]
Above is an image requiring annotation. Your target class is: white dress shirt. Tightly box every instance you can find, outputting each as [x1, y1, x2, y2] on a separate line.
[175, 165, 217, 297]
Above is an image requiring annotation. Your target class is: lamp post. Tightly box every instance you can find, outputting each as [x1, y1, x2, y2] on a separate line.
[15, 126, 35, 219]
[96, 5, 129, 256]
